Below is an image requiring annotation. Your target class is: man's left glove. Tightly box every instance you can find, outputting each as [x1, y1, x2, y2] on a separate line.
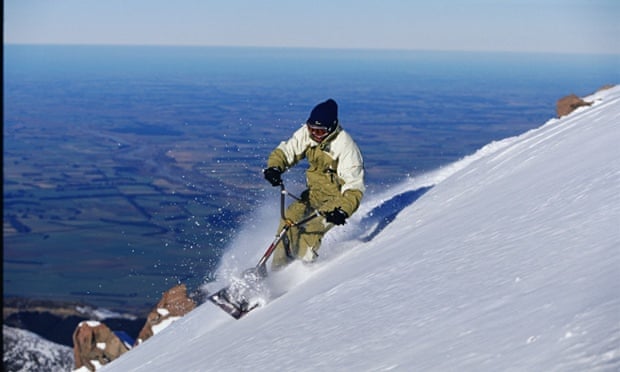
[324, 208, 348, 225]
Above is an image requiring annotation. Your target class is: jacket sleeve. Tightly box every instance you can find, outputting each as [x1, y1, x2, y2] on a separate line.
[320, 133, 365, 216]
[267, 126, 309, 171]
[322, 189, 363, 217]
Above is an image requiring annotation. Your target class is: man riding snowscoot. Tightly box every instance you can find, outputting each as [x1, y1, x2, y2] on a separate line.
[263, 98, 366, 268]
[209, 98, 365, 319]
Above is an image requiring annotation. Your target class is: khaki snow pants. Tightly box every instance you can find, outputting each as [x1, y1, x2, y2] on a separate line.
[271, 198, 333, 270]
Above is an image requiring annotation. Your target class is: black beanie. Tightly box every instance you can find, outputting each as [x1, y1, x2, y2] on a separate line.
[307, 99, 338, 131]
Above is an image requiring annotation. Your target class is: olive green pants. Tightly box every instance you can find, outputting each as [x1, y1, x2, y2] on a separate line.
[271, 199, 333, 270]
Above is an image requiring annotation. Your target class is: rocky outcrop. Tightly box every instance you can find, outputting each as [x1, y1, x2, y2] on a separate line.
[135, 284, 196, 345]
[72, 321, 129, 371]
[556, 85, 615, 118]
[70, 284, 198, 370]
[556, 94, 592, 117]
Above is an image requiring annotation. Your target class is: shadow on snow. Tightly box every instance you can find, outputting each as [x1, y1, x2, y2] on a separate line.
[358, 186, 432, 242]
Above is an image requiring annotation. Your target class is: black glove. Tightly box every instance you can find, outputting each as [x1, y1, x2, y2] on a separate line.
[263, 167, 283, 186]
[324, 208, 348, 225]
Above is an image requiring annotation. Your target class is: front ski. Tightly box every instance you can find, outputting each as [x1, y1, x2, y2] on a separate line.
[209, 287, 258, 319]
[208, 266, 267, 319]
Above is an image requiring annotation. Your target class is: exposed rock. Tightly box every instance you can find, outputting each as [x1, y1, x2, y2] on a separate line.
[68, 284, 197, 369]
[556, 85, 616, 118]
[556, 94, 592, 117]
[596, 84, 615, 92]
[135, 284, 197, 345]
[72, 321, 130, 371]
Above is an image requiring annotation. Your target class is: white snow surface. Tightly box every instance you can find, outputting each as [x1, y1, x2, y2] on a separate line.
[105, 86, 620, 372]
[3, 325, 74, 372]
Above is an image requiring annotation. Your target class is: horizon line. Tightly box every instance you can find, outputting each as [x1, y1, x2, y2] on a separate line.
[4, 42, 620, 57]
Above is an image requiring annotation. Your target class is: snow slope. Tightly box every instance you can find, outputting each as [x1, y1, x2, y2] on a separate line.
[3, 325, 74, 372]
[104, 86, 620, 372]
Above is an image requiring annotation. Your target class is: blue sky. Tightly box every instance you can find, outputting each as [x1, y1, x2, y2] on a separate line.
[4, 0, 619, 54]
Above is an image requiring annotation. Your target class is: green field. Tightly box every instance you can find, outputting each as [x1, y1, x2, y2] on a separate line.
[3, 117, 265, 310]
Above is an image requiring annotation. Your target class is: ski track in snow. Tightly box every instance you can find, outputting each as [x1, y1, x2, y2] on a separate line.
[104, 86, 620, 372]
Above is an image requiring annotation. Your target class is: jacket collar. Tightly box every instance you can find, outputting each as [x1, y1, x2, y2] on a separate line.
[315, 125, 341, 149]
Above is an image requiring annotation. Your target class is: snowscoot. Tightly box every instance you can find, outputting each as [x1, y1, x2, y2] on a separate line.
[209, 183, 320, 319]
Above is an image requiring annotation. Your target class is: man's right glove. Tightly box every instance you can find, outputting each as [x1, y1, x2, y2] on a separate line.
[263, 167, 283, 186]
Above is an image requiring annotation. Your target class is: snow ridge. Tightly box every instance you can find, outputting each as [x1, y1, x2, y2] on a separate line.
[3, 325, 74, 372]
